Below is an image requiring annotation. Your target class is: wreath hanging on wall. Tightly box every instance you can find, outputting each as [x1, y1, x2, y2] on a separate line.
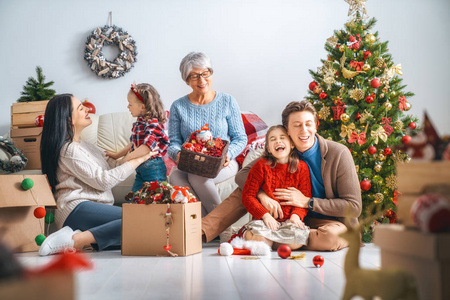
[84, 25, 138, 79]
[0, 136, 28, 173]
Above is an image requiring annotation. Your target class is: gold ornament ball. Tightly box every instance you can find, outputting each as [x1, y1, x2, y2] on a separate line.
[378, 153, 386, 161]
[380, 93, 385, 98]
[318, 113, 323, 119]
[391, 90, 397, 97]
[339, 45, 345, 52]
[365, 34, 376, 44]
[374, 193, 384, 204]
[394, 120, 404, 130]
[383, 101, 393, 110]
[313, 85, 323, 95]
[327, 137, 333, 141]
[374, 57, 385, 68]
[362, 64, 371, 71]
[374, 164, 382, 172]
[405, 102, 412, 111]
[340, 113, 350, 123]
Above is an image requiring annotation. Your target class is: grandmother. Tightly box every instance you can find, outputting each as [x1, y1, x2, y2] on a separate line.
[168, 52, 247, 217]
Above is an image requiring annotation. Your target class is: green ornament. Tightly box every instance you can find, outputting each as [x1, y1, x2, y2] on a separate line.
[35, 234, 46, 246]
[21, 178, 34, 190]
[45, 212, 55, 224]
[372, 175, 383, 185]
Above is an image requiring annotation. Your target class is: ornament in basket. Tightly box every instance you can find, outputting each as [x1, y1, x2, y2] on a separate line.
[178, 124, 229, 178]
[125, 181, 197, 204]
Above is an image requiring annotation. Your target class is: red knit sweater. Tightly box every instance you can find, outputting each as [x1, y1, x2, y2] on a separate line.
[242, 158, 311, 221]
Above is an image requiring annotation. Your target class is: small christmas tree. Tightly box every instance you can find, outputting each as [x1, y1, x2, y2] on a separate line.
[305, 0, 420, 241]
[17, 66, 56, 102]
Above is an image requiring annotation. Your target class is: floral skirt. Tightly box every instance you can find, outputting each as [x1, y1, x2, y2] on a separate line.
[244, 220, 310, 245]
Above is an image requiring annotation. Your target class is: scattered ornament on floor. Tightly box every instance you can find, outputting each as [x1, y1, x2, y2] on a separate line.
[277, 245, 291, 259]
[218, 237, 271, 256]
[34, 115, 44, 127]
[312, 255, 324, 267]
[288, 253, 306, 260]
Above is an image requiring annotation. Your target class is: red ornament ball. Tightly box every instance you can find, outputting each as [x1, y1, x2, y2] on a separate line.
[82, 100, 96, 114]
[34, 115, 44, 127]
[364, 51, 372, 60]
[352, 41, 361, 50]
[408, 122, 417, 130]
[402, 135, 412, 144]
[365, 95, 374, 104]
[319, 92, 328, 99]
[309, 81, 319, 91]
[368, 146, 377, 155]
[360, 180, 371, 191]
[313, 255, 324, 267]
[34, 207, 46, 219]
[370, 78, 381, 88]
[411, 194, 450, 233]
[277, 245, 291, 259]
[384, 147, 392, 156]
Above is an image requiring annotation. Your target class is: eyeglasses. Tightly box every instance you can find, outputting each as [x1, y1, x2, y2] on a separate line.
[188, 69, 213, 81]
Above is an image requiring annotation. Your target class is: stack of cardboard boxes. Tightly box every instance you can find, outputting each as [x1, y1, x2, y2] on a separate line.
[374, 161, 450, 300]
[10, 100, 48, 170]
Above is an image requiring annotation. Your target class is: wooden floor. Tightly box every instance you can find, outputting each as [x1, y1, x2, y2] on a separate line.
[16, 242, 380, 300]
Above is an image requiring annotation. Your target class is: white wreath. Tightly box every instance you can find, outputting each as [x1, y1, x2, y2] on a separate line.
[84, 25, 137, 79]
[0, 136, 27, 173]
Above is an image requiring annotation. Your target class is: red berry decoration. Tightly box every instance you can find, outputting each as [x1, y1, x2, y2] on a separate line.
[370, 78, 381, 88]
[319, 92, 328, 99]
[402, 135, 412, 144]
[34, 115, 44, 127]
[384, 147, 392, 156]
[277, 245, 291, 259]
[82, 99, 96, 114]
[309, 81, 318, 91]
[34, 207, 46, 219]
[368, 146, 377, 155]
[360, 179, 371, 191]
[365, 95, 374, 104]
[313, 255, 324, 268]
[408, 122, 417, 130]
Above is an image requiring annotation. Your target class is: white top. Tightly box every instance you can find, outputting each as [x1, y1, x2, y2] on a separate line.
[54, 141, 135, 228]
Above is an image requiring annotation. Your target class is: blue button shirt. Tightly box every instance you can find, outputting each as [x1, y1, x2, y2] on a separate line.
[297, 136, 329, 219]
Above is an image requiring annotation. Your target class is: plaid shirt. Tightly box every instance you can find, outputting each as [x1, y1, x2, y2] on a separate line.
[131, 117, 170, 158]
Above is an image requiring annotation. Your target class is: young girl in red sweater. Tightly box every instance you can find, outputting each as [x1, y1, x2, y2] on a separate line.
[241, 125, 311, 250]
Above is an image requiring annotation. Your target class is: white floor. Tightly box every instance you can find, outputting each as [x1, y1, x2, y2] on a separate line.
[16, 242, 381, 300]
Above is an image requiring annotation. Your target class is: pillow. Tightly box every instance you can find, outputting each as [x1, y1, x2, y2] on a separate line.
[236, 112, 268, 168]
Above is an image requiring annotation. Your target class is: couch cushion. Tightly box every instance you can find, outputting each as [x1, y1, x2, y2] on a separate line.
[97, 112, 135, 152]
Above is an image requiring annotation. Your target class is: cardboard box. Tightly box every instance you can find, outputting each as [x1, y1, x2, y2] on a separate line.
[0, 271, 74, 300]
[10, 127, 43, 170]
[374, 224, 450, 300]
[122, 202, 202, 256]
[0, 175, 56, 252]
[11, 100, 49, 128]
[396, 162, 450, 228]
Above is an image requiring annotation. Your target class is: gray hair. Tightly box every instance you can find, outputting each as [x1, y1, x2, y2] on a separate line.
[179, 52, 213, 82]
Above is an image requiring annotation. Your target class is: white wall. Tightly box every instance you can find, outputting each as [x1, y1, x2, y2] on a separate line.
[1, 0, 449, 136]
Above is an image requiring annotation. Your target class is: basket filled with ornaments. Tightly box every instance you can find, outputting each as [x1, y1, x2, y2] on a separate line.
[125, 181, 197, 205]
[178, 124, 229, 178]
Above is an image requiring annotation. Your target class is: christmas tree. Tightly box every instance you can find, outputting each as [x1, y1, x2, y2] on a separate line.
[17, 66, 56, 102]
[305, 0, 419, 241]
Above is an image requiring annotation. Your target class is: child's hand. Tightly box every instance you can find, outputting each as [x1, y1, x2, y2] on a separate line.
[105, 151, 120, 160]
[262, 213, 279, 231]
[288, 214, 306, 229]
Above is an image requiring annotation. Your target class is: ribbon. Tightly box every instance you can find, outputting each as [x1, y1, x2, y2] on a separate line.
[340, 123, 356, 139]
[348, 131, 367, 145]
[350, 60, 364, 71]
[371, 127, 388, 144]
[398, 96, 407, 111]
[387, 64, 403, 77]
[381, 117, 392, 125]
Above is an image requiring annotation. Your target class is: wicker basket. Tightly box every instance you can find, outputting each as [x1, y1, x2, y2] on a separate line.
[177, 138, 229, 178]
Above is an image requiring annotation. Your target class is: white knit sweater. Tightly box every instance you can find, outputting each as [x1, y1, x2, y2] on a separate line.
[54, 141, 135, 229]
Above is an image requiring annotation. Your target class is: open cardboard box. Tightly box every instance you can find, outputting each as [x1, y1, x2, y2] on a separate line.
[10, 127, 43, 170]
[0, 174, 56, 252]
[396, 161, 450, 228]
[122, 202, 202, 256]
[374, 224, 450, 300]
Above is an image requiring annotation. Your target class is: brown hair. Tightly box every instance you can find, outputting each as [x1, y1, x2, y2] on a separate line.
[281, 100, 318, 129]
[262, 125, 299, 173]
[129, 83, 167, 124]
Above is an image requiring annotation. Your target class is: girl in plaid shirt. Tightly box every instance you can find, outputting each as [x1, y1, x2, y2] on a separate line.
[106, 83, 170, 192]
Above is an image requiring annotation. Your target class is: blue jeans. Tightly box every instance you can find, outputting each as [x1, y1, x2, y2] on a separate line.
[63, 201, 121, 251]
[132, 157, 167, 192]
